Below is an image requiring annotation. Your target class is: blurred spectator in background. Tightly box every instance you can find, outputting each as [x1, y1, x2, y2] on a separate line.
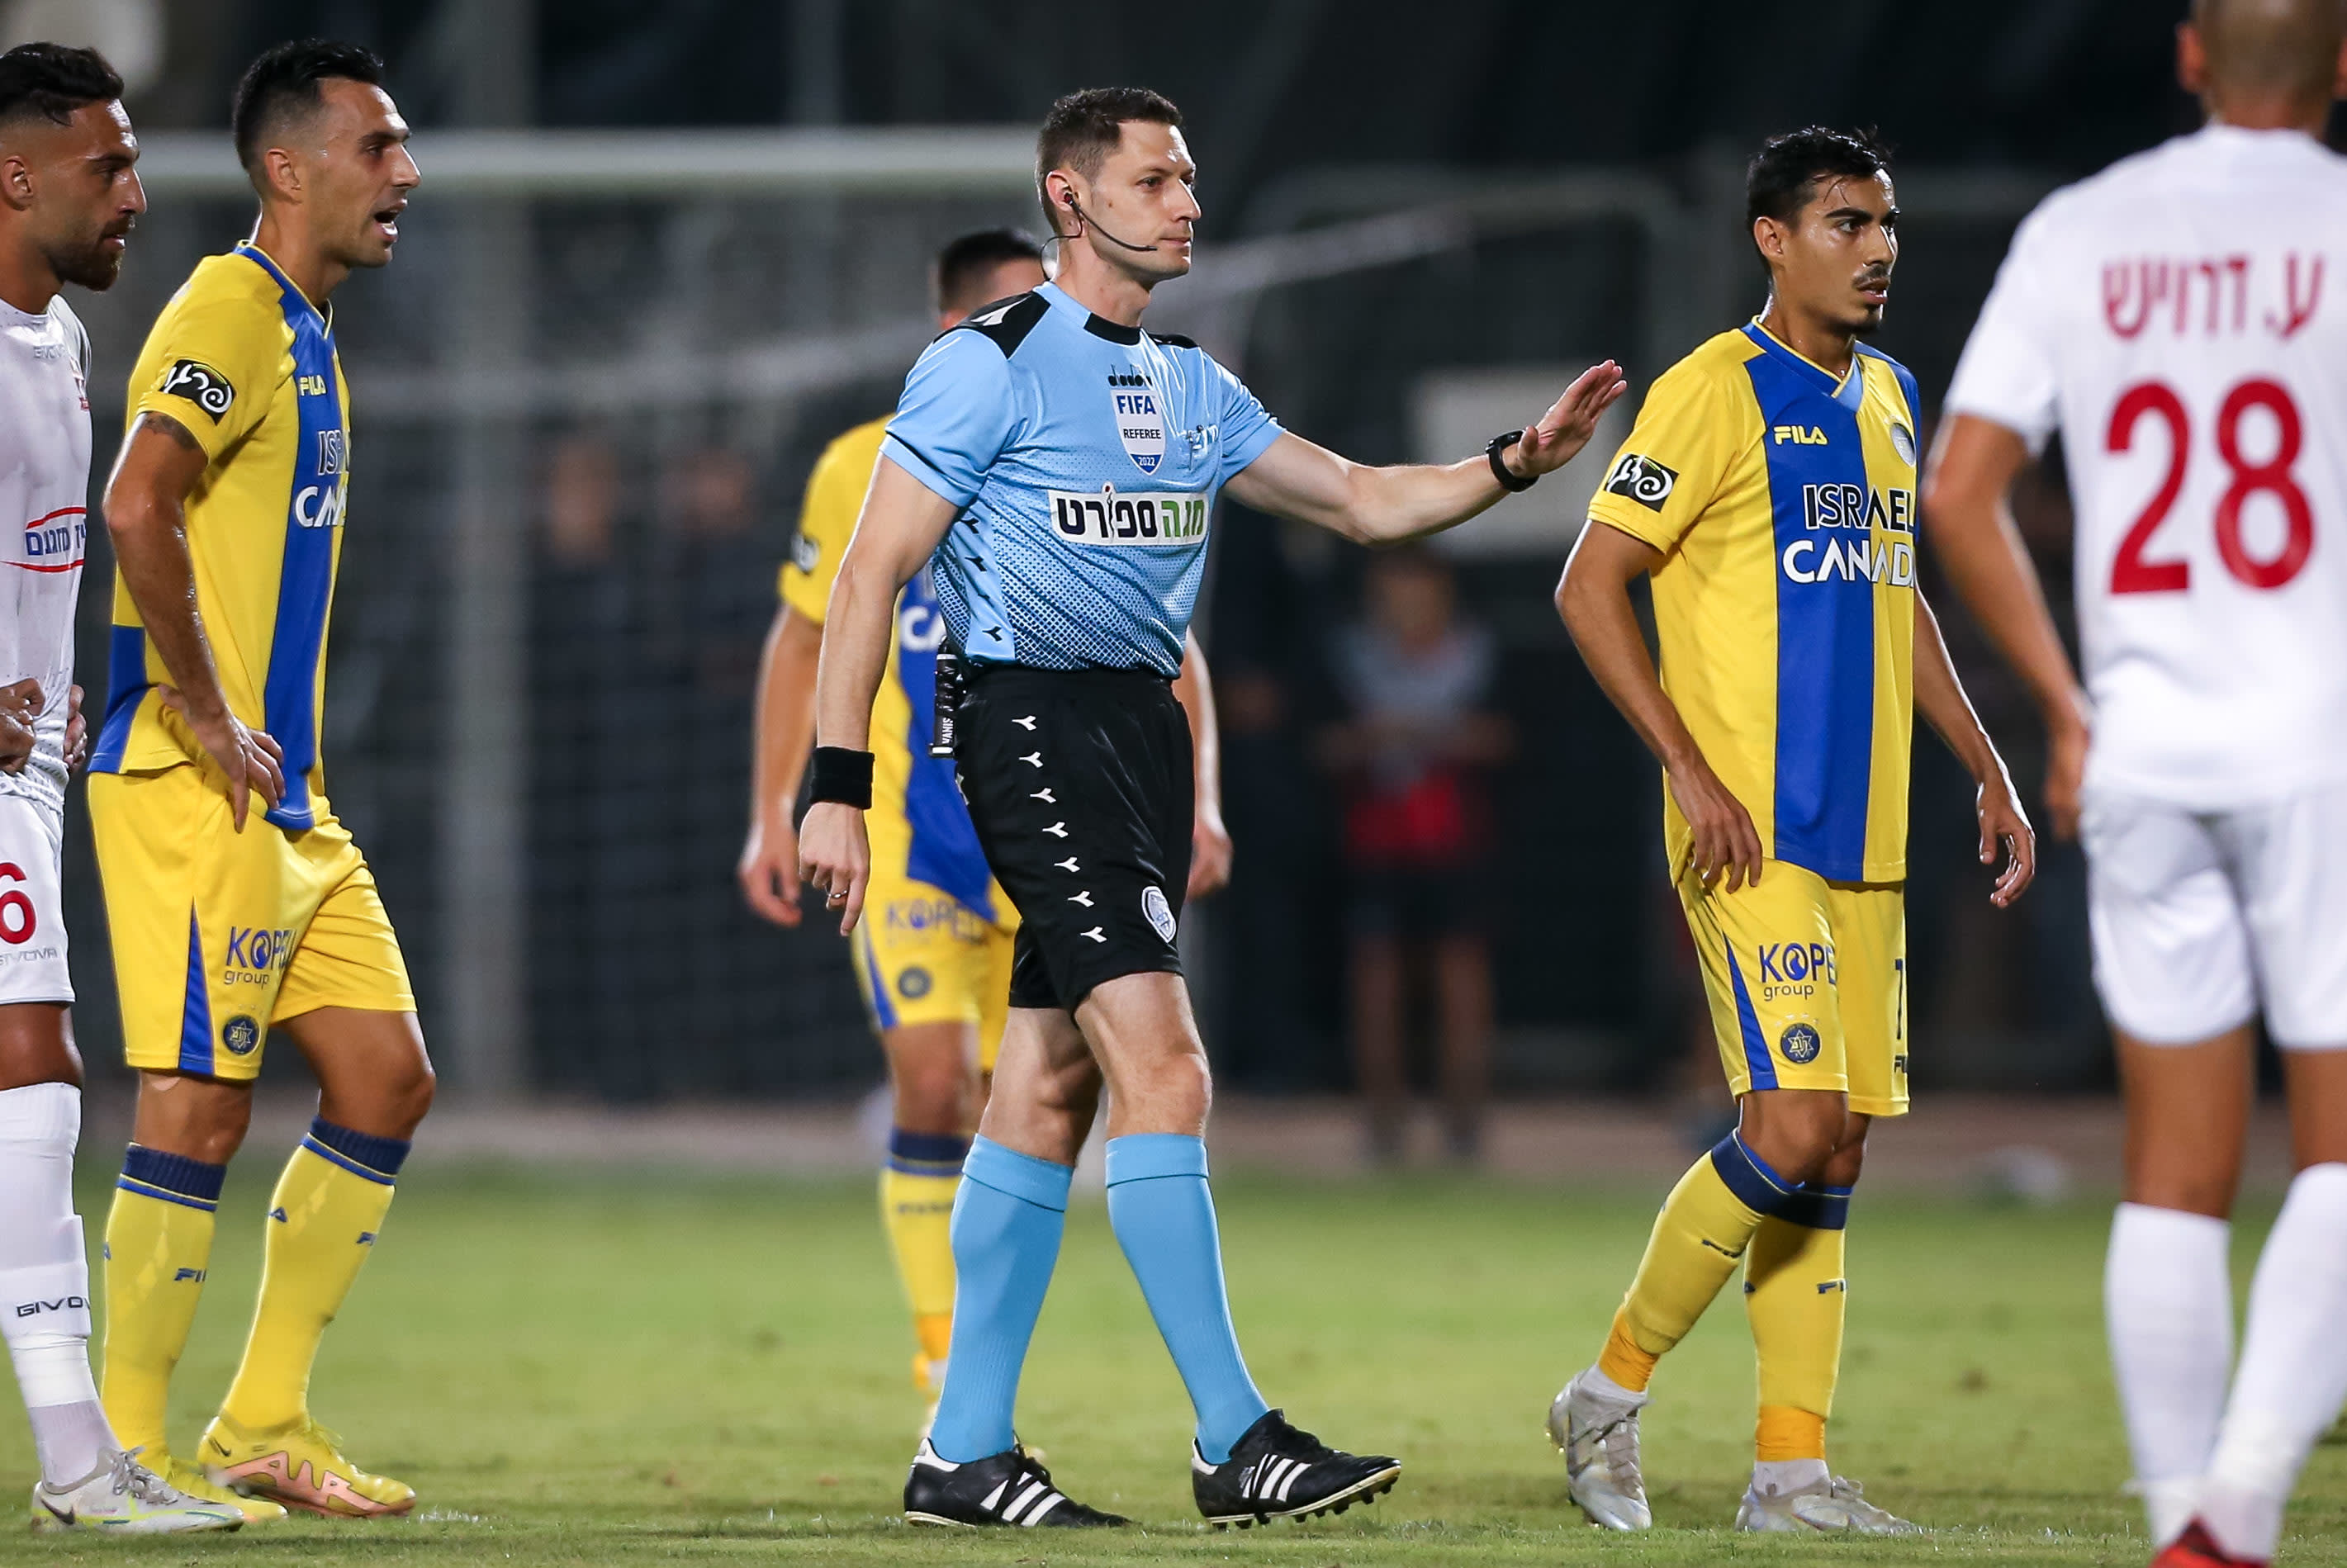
[1318, 549, 1512, 1164]
[529, 433, 650, 1095]
[653, 445, 778, 1057]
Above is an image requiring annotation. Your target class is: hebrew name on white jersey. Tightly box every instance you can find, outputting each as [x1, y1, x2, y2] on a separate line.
[1947, 125, 2347, 808]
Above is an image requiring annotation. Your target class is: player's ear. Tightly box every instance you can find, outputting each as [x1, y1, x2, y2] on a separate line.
[259, 144, 302, 203]
[0, 153, 32, 213]
[1752, 216, 1785, 265]
[2176, 21, 2208, 97]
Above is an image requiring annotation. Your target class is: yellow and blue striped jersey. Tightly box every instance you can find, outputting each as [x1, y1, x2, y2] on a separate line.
[781, 415, 1004, 921]
[1587, 320, 1921, 884]
[92, 244, 351, 832]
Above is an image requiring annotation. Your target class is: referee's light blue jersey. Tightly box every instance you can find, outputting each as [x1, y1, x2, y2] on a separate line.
[880, 282, 1283, 677]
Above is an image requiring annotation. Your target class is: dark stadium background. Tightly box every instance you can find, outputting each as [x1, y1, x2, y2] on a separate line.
[51, 1, 2323, 1105]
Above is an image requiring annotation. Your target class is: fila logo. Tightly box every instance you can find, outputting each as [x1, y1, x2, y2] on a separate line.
[1772, 424, 1828, 445]
[296, 373, 329, 396]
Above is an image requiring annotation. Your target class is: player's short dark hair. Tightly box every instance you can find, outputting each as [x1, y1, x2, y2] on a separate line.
[231, 38, 384, 173]
[1036, 87, 1183, 232]
[934, 229, 1044, 315]
[1745, 126, 1894, 233]
[0, 43, 124, 130]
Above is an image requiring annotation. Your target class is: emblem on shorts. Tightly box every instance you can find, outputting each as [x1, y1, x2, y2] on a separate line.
[1889, 423, 1916, 465]
[1141, 885, 1176, 944]
[898, 966, 932, 1001]
[221, 1015, 262, 1057]
[1778, 1021, 1822, 1065]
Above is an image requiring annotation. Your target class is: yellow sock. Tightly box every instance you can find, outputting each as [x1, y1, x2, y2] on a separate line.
[1743, 1191, 1850, 1462]
[101, 1146, 225, 1457]
[1598, 1135, 1795, 1392]
[882, 1132, 968, 1372]
[218, 1120, 405, 1433]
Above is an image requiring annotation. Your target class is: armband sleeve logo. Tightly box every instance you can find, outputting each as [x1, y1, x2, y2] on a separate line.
[790, 530, 821, 572]
[157, 359, 235, 421]
[1602, 452, 1678, 512]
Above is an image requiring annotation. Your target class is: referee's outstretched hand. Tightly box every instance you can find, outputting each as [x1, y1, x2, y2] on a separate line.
[1511, 360, 1630, 478]
[798, 799, 870, 935]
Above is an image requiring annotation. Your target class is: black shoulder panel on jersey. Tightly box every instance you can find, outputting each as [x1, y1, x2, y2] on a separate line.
[951, 291, 1049, 356]
[1150, 332, 1199, 349]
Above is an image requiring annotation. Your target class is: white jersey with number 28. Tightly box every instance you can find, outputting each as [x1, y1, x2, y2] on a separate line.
[1945, 125, 2347, 809]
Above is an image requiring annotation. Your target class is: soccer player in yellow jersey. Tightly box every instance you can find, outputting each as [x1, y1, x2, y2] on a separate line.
[1548, 128, 2036, 1534]
[739, 228, 1235, 1410]
[87, 40, 423, 1521]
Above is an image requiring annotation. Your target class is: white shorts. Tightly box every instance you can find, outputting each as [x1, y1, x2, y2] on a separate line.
[0, 794, 69, 1006]
[2082, 782, 2347, 1049]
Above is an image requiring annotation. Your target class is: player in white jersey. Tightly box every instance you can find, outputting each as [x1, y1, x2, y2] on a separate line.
[0, 45, 239, 1535]
[1927, 4, 2347, 1564]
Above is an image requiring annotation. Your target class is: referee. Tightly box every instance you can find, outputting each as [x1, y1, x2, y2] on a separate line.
[800, 86, 1626, 1530]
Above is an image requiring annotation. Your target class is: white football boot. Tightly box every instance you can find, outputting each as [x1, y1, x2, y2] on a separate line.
[1548, 1368, 1652, 1530]
[1735, 1472, 1923, 1534]
[30, 1447, 244, 1533]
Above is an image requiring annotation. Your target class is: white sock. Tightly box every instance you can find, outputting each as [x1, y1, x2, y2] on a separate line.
[1576, 1364, 1646, 1407]
[1752, 1457, 1828, 1496]
[2106, 1201, 2231, 1545]
[0, 1082, 115, 1485]
[2199, 1163, 2347, 1563]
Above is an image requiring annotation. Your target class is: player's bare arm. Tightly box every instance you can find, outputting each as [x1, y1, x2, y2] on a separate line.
[739, 602, 823, 926]
[1556, 519, 1763, 891]
[62, 683, 86, 772]
[797, 456, 961, 931]
[1913, 592, 2036, 907]
[103, 409, 285, 829]
[1222, 362, 1628, 545]
[1173, 628, 1230, 899]
[1921, 413, 2092, 838]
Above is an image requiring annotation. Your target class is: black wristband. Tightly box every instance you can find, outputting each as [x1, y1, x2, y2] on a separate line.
[1486, 429, 1537, 493]
[807, 746, 875, 809]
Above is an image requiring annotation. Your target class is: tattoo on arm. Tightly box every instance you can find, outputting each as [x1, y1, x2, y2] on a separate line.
[136, 411, 201, 452]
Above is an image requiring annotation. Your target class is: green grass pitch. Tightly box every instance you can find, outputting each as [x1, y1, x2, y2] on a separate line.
[2, 1160, 2340, 1564]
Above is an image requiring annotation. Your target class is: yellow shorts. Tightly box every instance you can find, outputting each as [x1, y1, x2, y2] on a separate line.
[89, 764, 415, 1082]
[1678, 858, 1908, 1116]
[851, 874, 1016, 1074]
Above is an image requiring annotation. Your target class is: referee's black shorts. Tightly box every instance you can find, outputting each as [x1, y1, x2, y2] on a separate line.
[953, 664, 1192, 1012]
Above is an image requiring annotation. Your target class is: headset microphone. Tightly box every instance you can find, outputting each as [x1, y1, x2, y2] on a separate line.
[1065, 197, 1160, 255]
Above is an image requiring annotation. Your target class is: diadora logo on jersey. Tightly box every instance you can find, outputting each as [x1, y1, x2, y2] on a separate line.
[1772, 424, 1828, 445]
[158, 358, 234, 420]
[317, 429, 344, 476]
[1049, 486, 1207, 547]
[292, 478, 347, 531]
[1107, 372, 1166, 474]
[1602, 452, 1677, 511]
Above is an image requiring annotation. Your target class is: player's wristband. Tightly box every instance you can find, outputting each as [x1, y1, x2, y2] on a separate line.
[1486, 429, 1537, 493]
[807, 746, 875, 809]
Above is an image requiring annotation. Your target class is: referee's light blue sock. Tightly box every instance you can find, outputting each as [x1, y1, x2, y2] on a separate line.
[1104, 1133, 1269, 1465]
[926, 1136, 1071, 1463]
